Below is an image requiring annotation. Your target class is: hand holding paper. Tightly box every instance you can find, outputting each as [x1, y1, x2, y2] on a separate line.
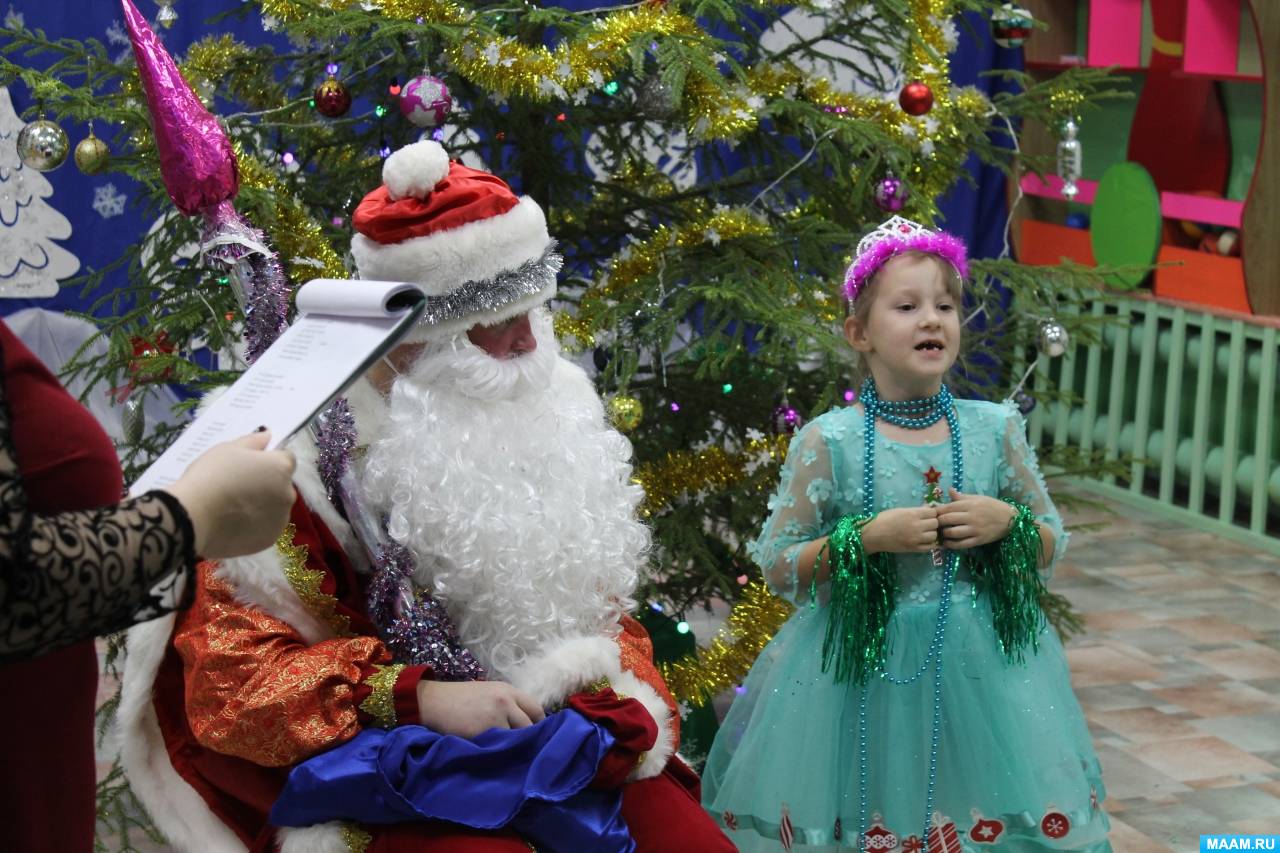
[160, 430, 297, 559]
[130, 279, 425, 495]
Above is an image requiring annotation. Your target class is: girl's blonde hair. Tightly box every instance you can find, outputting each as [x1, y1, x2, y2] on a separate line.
[843, 251, 965, 386]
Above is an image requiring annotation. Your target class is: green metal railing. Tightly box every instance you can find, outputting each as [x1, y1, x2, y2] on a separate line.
[1028, 297, 1279, 554]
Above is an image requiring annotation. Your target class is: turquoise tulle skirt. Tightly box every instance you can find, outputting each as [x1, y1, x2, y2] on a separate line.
[702, 588, 1111, 852]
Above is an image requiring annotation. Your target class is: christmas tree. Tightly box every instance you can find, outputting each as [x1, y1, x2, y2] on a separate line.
[4, 0, 1123, 727]
[0, 85, 79, 298]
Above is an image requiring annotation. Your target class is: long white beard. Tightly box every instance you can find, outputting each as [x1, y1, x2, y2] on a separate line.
[357, 310, 649, 681]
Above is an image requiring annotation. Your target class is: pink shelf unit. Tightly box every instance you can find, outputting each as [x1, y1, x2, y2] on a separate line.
[1020, 174, 1099, 205]
[1019, 174, 1244, 228]
[1184, 0, 1245, 77]
[1086, 0, 1143, 67]
[1083, 0, 1261, 81]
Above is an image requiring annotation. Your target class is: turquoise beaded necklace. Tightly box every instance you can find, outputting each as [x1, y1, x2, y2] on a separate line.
[855, 377, 962, 851]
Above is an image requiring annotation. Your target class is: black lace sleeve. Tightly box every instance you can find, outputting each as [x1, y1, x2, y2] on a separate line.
[0, 372, 197, 663]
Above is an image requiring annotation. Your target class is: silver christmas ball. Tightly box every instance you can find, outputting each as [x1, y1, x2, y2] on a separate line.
[636, 76, 679, 120]
[1038, 319, 1070, 357]
[17, 118, 69, 171]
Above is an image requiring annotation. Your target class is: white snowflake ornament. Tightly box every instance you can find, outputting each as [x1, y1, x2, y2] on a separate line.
[93, 182, 127, 219]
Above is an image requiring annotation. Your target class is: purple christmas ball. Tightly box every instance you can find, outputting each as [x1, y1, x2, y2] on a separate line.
[771, 405, 804, 435]
[874, 174, 908, 212]
[399, 74, 453, 129]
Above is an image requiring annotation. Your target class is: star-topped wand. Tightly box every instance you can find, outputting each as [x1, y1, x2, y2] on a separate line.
[924, 466, 946, 567]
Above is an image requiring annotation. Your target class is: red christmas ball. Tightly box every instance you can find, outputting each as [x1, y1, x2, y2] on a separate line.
[898, 80, 934, 116]
[314, 75, 352, 118]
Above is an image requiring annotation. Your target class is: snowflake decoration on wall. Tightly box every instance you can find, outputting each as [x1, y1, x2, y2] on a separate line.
[93, 183, 127, 219]
[4, 4, 23, 29]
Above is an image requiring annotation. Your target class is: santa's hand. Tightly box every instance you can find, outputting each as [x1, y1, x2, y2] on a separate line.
[415, 680, 545, 738]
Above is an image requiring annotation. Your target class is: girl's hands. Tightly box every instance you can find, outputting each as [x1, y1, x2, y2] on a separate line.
[936, 488, 1016, 550]
[862, 506, 940, 554]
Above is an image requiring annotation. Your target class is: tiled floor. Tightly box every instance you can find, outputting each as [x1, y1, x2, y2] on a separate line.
[1050, 496, 1280, 851]
[95, 495, 1280, 851]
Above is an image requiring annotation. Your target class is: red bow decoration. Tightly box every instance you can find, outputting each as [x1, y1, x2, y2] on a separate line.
[111, 333, 177, 402]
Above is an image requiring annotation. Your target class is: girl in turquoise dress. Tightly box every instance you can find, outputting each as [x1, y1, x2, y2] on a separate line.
[702, 218, 1110, 853]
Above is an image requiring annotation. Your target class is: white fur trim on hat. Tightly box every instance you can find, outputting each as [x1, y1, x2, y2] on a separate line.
[352, 195, 550, 294]
[383, 140, 451, 201]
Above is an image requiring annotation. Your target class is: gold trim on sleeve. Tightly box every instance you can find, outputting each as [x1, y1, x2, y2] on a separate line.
[277, 523, 353, 637]
[359, 663, 408, 729]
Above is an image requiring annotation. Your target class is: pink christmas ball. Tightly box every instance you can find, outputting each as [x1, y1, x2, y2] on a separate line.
[398, 74, 453, 128]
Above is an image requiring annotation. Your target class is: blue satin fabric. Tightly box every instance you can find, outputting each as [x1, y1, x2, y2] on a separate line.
[269, 709, 635, 853]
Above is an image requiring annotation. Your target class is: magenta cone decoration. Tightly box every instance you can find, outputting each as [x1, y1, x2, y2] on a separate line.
[121, 0, 238, 215]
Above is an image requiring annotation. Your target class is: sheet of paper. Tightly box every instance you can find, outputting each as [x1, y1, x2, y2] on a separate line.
[130, 291, 422, 495]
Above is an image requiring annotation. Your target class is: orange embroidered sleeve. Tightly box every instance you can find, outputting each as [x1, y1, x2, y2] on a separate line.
[173, 563, 393, 767]
[616, 614, 680, 754]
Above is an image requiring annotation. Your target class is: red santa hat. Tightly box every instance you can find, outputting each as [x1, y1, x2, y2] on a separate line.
[351, 140, 558, 340]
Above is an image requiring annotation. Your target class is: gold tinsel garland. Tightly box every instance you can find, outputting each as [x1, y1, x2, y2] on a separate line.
[659, 581, 794, 708]
[580, 207, 770, 322]
[444, 6, 701, 101]
[552, 311, 595, 353]
[1049, 86, 1086, 119]
[261, 0, 471, 25]
[235, 147, 349, 282]
[634, 433, 790, 518]
[182, 35, 255, 86]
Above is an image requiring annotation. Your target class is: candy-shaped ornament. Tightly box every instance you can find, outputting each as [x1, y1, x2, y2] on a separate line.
[1057, 119, 1082, 200]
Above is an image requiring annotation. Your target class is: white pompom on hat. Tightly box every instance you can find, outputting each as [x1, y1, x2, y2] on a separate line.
[350, 140, 556, 340]
[381, 140, 451, 201]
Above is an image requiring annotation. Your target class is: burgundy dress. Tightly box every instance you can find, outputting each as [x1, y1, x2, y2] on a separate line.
[0, 320, 195, 850]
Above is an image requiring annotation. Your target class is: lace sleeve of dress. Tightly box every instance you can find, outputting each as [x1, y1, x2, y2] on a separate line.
[995, 403, 1068, 580]
[0, 386, 197, 663]
[747, 419, 841, 605]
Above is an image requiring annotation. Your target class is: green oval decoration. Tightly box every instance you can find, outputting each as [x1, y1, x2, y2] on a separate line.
[1090, 161, 1162, 289]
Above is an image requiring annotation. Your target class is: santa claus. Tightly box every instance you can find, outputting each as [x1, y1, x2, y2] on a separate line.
[116, 140, 734, 853]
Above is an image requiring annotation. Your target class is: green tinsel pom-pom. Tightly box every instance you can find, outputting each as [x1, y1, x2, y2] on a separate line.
[968, 500, 1049, 663]
[820, 513, 896, 685]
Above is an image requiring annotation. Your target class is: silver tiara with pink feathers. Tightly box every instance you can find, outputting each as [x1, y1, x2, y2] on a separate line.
[843, 216, 970, 302]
